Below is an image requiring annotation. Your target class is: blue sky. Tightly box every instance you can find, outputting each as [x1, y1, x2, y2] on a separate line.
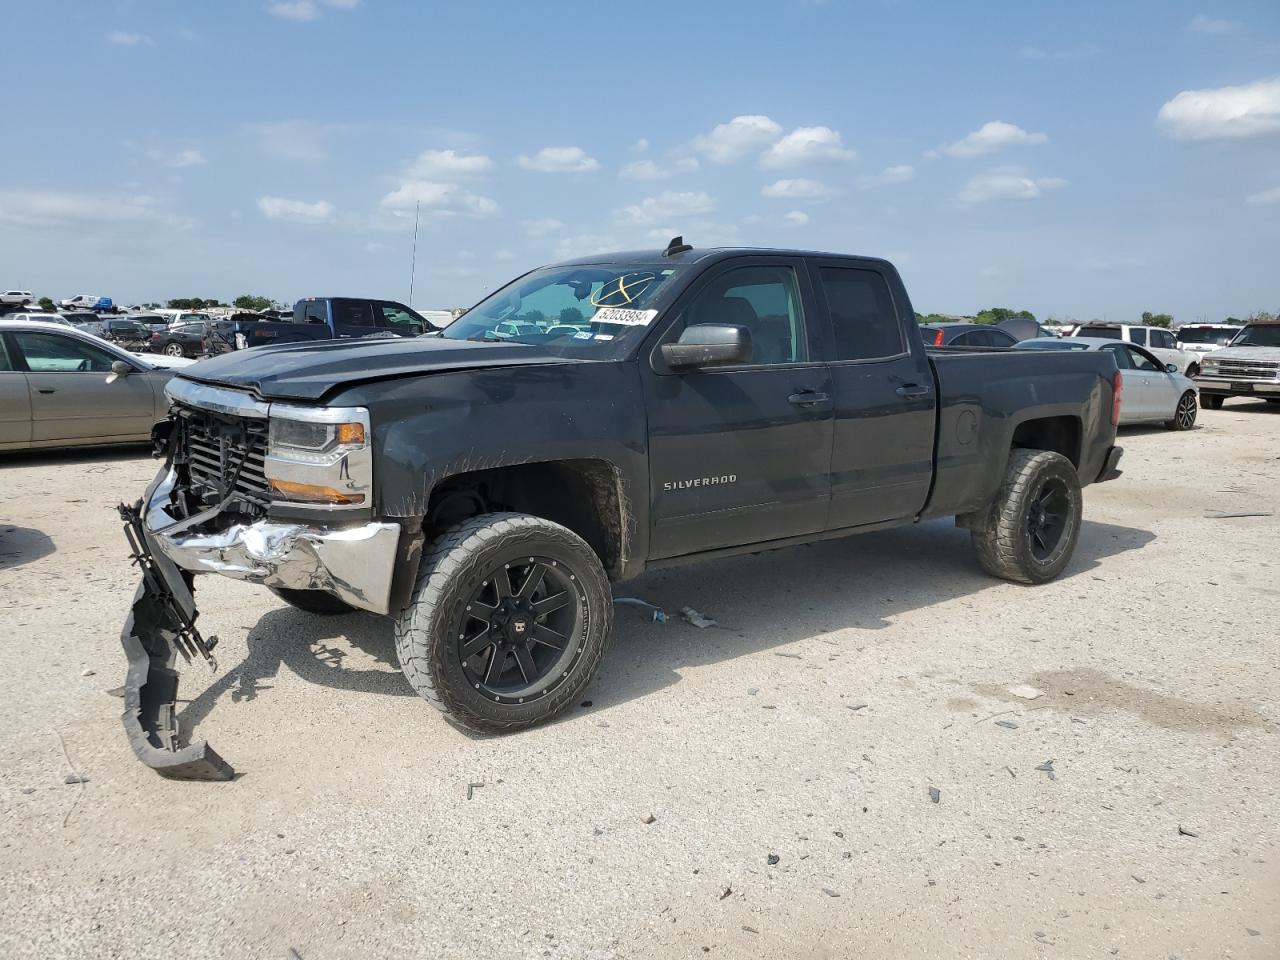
[2, 0, 1278, 321]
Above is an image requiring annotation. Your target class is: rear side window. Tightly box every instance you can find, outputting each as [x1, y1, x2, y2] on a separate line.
[989, 328, 1017, 347]
[333, 300, 374, 327]
[0, 336, 14, 371]
[818, 267, 904, 361]
[1151, 330, 1175, 349]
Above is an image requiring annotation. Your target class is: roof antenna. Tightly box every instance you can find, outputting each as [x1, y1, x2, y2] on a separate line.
[663, 235, 693, 257]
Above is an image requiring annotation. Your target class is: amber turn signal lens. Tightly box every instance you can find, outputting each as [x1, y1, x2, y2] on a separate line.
[336, 422, 366, 445]
[269, 479, 365, 505]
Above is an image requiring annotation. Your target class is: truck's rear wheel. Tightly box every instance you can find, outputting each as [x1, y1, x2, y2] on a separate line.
[394, 512, 611, 733]
[1201, 394, 1224, 410]
[269, 587, 356, 615]
[970, 449, 1082, 584]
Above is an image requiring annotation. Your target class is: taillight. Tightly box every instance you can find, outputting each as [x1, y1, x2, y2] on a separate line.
[1111, 370, 1123, 425]
[932, 329, 945, 346]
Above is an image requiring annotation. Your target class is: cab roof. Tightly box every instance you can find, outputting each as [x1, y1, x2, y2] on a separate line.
[548, 246, 894, 270]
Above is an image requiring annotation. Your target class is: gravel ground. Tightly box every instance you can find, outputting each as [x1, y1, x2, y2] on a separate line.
[1, 400, 1277, 960]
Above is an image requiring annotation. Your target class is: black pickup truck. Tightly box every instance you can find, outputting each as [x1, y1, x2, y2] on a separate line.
[118, 242, 1123, 779]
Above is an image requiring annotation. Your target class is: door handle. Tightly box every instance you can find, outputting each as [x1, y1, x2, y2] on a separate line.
[895, 384, 931, 398]
[37, 388, 56, 394]
[788, 390, 830, 406]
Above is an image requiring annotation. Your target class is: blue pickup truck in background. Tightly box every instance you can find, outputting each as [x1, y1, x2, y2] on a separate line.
[209, 297, 439, 353]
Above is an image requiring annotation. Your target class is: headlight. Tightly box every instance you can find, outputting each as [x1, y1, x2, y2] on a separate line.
[265, 405, 372, 508]
[268, 418, 366, 463]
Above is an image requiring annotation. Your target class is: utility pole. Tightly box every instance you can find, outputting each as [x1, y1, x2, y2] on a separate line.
[408, 200, 420, 306]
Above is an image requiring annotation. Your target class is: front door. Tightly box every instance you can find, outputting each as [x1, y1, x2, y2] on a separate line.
[811, 262, 937, 529]
[11, 330, 156, 441]
[0, 336, 31, 445]
[643, 259, 834, 559]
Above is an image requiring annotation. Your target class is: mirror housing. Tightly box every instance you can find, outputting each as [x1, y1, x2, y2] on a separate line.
[1165, 362, 1178, 374]
[661, 324, 753, 370]
[105, 360, 132, 384]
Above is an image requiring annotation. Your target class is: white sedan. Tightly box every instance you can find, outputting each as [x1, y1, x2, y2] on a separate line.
[1015, 337, 1199, 430]
[0, 319, 193, 451]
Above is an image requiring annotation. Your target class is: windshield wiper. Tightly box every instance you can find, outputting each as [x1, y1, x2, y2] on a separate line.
[465, 334, 505, 343]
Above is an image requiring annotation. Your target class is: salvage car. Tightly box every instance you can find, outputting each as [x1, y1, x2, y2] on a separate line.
[99, 318, 152, 352]
[117, 241, 1124, 780]
[149, 321, 210, 358]
[1194, 320, 1280, 409]
[1015, 337, 1198, 429]
[0, 320, 193, 451]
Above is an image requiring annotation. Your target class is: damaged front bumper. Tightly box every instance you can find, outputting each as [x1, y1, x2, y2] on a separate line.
[120, 467, 401, 780]
[143, 468, 401, 615]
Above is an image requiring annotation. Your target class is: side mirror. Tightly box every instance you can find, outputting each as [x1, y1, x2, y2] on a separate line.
[661, 324, 753, 370]
[1165, 363, 1178, 374]
[106, 360, 132, 384]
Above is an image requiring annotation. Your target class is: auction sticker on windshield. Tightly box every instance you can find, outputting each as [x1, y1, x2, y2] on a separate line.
[591, 307, 658, 327]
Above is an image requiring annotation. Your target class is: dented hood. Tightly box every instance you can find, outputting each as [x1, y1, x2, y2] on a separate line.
[176, 334, 578, 401]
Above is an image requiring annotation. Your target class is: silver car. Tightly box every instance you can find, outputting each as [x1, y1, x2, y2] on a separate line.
[0, 320, 194, 451]
[1015, 337, 1199, 430]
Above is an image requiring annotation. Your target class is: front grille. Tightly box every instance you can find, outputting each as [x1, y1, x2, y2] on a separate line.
[1209, 359, 1280, 382]
[176, 406, 270, 502]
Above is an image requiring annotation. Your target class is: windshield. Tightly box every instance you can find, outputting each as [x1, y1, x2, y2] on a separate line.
[1178, 328, 1238, 345]
[441, 263, 687, 356]
[1014, 339, 1090, 351]
[1230, 325, 1280, 348]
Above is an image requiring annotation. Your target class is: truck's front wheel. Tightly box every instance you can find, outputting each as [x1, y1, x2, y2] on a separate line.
[394, 513, 612, 733]
[970, 449, 1082, 584]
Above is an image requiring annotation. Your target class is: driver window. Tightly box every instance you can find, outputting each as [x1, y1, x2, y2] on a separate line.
[13, 331, 118, 372]
[684, 266, 807, 365]
[1127, 347, 1159, 371]
[1104, 344, 1133, 370]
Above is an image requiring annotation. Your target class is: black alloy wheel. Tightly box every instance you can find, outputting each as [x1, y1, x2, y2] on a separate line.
[1025, 476, 1070, 562]
[456, 557, 585, 704]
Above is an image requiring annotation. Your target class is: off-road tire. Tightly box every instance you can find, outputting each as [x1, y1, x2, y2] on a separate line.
[394, 512, 612, 734]
[269, 587, 356, 615]
[1165, 391, 1198, 431]
[970, 449, 1082, 585]
[1200, 394, 1224, 410]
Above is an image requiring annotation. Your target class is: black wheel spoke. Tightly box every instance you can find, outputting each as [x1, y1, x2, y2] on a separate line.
[532, 591, 569, 618]
[492, 567, 514, 600]
[460, 628, 494, 660]
[467, 599, 496, 623]
[484, 647, 509, 685]
[532, 624, 565, 650]
[518, 562, 547, 600]
[513, 645, 537, 683]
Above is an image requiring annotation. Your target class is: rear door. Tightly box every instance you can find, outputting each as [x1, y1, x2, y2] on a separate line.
[643, 256, 833, 558]
[330, 299, 377, 338]
[811, 260, 937, 529]
[10, 330, 156, 441]
[0, 335, 32, 446]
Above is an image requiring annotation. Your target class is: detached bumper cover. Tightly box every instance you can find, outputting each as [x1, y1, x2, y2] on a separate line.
[120, 466, 401, 780]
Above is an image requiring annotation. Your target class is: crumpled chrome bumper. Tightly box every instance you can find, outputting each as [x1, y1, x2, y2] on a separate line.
[144, 468, 401, 614]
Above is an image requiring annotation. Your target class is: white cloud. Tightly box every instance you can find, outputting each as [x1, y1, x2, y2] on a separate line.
[1188, 14, 1239, 33]
[267, 0, 357, 20]
[761, 126, 856, 168]
[692, 115, 782, 164]
[631, 138, 650, 153]
[517, 146, 600, 173]
[495, 249, 518, 260]
[522, 218, 564, 236]
[783, 210, 810, 227]
[957, 170, 1066, 205]
[146, 147, 207, 169]
[619, 156, 700, 180]
[257, 196, 335, 223]
[555, 232, 621, 259]
[931, 121, 1048, 159]
[247, 120, 352, 161]
[1246, 185, 1280, 205]
[268, 1, 318, 20]
[1016, 43, 1100, 61]
[379, 181, 499, 217]
[1157, 78, 1280, 141]
[617, 191, 717, 226]
[0, 189, 190, 230]
[761, 178, 835, 201]
[405, 149, 493, 179]
[857, 164, 916, 189]
[107, 30, 152, 46]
